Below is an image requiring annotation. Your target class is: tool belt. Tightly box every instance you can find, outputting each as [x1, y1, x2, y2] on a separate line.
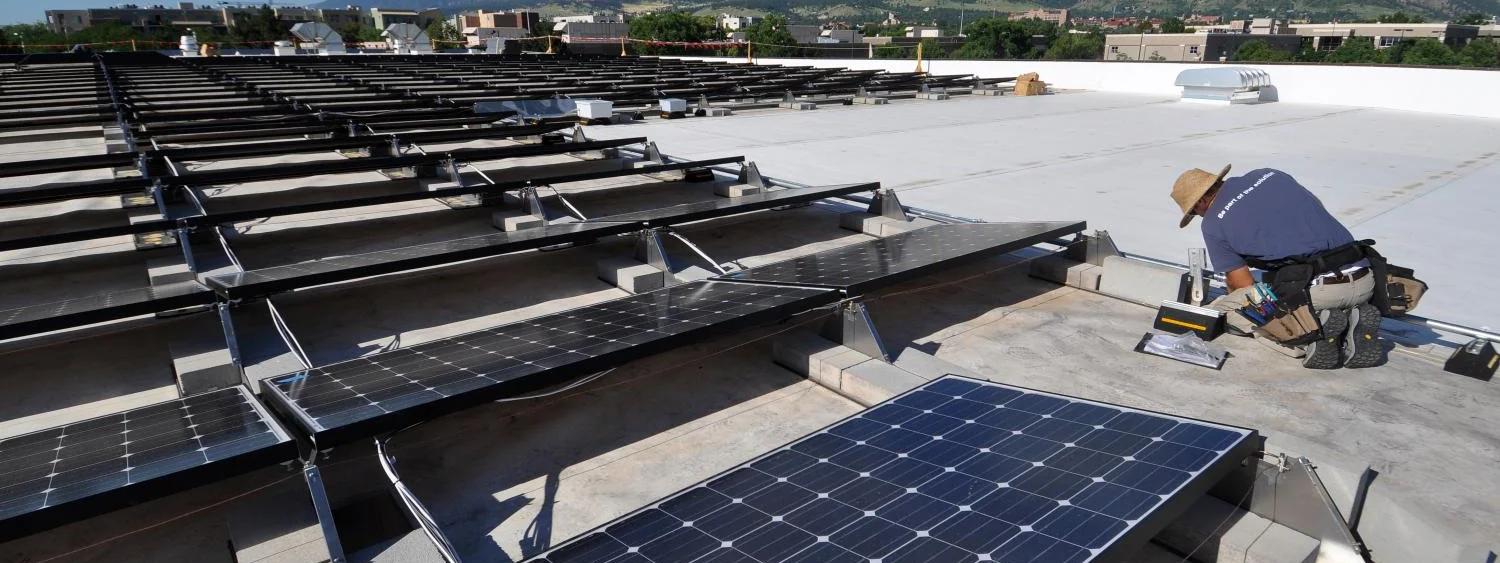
[1241, 291, 1322, 346]
[1240, 240, 1383, 345]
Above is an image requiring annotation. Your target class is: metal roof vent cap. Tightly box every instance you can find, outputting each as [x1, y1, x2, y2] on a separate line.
[291, 22, 346, 55]
[1174, 67, 1274, 105]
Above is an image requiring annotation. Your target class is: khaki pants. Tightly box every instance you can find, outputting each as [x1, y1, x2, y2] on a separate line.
[1208, 274, 1376, 357]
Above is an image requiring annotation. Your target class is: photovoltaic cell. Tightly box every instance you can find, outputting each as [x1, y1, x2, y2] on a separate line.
[531, 376, 1256, 563]
[714, 222, 1087, 294]
[0, 386, 294, 540]
[261, 281, 838, 445]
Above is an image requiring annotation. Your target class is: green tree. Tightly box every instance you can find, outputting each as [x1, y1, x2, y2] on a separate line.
[916, 37, 946, 59]
[628, 11, 721, 55]
[1136, 20, 1155, 33]
[1398, 38, 1458, 65]
[1043, 31, 1103, 60]
[1457, 39, 1500, 67]
[425, 20, 460, 46]
[743, 15, 798, 57]
[1325, 36, 1384, 63]
[1294, 44, 1328, 62]
[955, 17, 1054, 59]
[1454, 13, 1492, 25]
[1232, 39, 1291, 62]
[1160, 17, 1186, 33]
[1377, 11, 1424, 23]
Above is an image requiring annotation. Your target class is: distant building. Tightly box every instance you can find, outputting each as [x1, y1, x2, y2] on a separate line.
[1104, 32, 1300, 61]
[462, 27, 529, 48]
[316, 7, 371, 31]
[719, 14, 758, 31]
[905, 25, 942, 38]
[47, 3, 228, 36]
[819, 29, 862, 43]
[1482, 24, 1499, 38]
[1286, 22, 1481, 49]
[787, 25, 822, 43]
[558, 21, 629, 54]
[454, 10, 540, 33]
[553, 14, 624, 24]
[882, 12, 901, 26]
[370, 8, 441, 30]
[1009, 9, 1070, 26]
[1185, 15, 1221, 25]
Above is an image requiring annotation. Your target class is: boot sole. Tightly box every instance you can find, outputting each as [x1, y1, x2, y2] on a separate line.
[1303, 309, 1347, 370]
[1344, 304, 1383, 368]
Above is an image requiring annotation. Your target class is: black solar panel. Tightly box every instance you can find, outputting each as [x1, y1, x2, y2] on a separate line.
[532, 376, 1256, 563]
[0, 281, 215, 340]
[261, 281, 839, 445]
[205, 222, 638, 299]
[585, 183, 881, 226]
[716, 222, 1086, 294]
[0, 386, 295, 540]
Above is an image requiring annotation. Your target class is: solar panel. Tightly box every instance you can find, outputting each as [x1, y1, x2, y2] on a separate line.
[261, 281, 839, 445]
[205, 222, 638, 299]
[585, 183, 881, 226]
[716, 222, 1086, 294]
[0, 386, 296, 541]
[533, 376, 1256, 563]
[0, 281, 215, 340]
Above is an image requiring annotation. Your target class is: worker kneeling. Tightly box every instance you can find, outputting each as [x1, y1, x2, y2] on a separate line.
[1172, 165, 1388, 369]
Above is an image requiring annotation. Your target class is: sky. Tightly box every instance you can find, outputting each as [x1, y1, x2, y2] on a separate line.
[0, 0, 101, 25]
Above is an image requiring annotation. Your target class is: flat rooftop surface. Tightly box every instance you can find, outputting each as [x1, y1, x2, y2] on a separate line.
[593, 91, 1500, 330]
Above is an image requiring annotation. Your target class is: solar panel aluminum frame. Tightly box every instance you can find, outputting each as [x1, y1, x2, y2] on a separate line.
[258, 282, 841, 446]
[715, 221, 1088, 295]
[0, 282, 216, 341]
[532, 375, 1260, 563]
[0, 386, 298, 542]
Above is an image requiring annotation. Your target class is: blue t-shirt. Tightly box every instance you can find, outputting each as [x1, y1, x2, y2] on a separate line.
[1200, 168, 1356, 272]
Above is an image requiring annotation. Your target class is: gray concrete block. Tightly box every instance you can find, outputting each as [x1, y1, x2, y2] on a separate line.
[1155, 495, 1319, 563]
[168, 314, 241, 396]
[772, 329, 850, 389]
[842, 360, 927, 406]
[597, 256, 665, 294]
[701, 107, 733, 116]
[228, 477, 331, 563]
[714, 184, 762, 197]
[839, 212, 898, 236]
[976, 88, 1006, 96]
[1029, 255, 1103, 290]
[494, 212, 545, 232]
[779, 101, 817, 110]
[917, 92, 951, 100]
[878, 217, 941, 236]
[818, 349, 872, 391]
[853, 96, 890, 105]
[1098, 255, 1187, 307]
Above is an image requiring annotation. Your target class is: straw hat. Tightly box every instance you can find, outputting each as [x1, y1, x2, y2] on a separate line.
[1171, 164, 1231, 228]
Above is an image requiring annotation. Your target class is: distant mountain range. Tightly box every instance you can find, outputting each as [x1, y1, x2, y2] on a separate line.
[309, 0, 1499, 24]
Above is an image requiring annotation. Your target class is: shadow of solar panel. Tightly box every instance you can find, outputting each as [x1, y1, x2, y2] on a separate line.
[260, 281, 838, 445]
[0, 386, 294, 541]
[531, 375, 1256, 563]
[714, 221, 1087, 294]
[584, 183, 881, 226]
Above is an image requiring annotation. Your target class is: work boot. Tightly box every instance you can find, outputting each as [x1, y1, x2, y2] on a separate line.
[1343, 304, 1383, 368]
[1303, 308, 1348, 369]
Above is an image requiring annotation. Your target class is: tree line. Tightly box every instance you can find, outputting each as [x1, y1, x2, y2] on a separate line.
[1232, 37, 1500, 67]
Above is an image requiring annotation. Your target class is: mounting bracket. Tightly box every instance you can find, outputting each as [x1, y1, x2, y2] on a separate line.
[867, 188, 911, 221]
[436, 157, 465, 188]
[643, 141, 665, 165]
[1189, 248, 1207, 306]
[1086, 230, 1123, 267]
[738, 162, 768, 190]
[515, 186, 551, 220]
[821, 300, 892, 362]
[302, 462, 348, 563]
[635, 228, 680, 281]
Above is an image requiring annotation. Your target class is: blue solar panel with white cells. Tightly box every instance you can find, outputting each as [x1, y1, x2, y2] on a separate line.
[530, 375, 1255, 563]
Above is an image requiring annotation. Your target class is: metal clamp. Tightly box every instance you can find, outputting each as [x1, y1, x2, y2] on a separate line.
[821, 300, 891, 362]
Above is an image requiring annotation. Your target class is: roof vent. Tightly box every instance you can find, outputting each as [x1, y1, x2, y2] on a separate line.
[291, 22, 346, 55]
[1174, 67, 1273, 105]
[382, 23, 432, 54]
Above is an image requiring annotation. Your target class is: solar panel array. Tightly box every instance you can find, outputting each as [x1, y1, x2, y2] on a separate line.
[262, 281, 841, 444]
[716, 222, 1087, 293]
[0, 386, 296, 540]
[534, 376, 1256, 563]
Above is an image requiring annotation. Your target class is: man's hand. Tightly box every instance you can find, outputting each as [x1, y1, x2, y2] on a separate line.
[1225, 266, 1254, 291]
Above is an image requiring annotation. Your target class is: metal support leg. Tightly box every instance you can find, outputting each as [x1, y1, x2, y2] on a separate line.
[517, 186, 550, 221]
[635, 228, 678, 277]
[303, 462, 348, 563]
[867, 188, 911, 221]
[216, 303, 245, 384]
[1189, 248, 1207, 306]
[821, 300, 891, 362]
[738, 162, 767, 190]
[1086, 230, 1122, 267]
[571, 124, 588, 143]
[437, 158, 464, 188]
[643, 141, 664, 164]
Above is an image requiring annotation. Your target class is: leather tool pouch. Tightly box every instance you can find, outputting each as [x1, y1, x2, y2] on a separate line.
[1383, 264, 1427, 316]
[1252, 265, 1322, 346]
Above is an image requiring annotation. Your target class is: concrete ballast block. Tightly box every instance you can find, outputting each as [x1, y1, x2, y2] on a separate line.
[714, 184, 761, 197]
[1029, 255, 1103, 290]
[853, 96, 889, 105]
[1097, 255, 1187, 306]
[839, 212, 900, 236]
[597, 257, 665, 294]
[1154, 495, 1319, 563]
[494, 213, 545, 232]
[841, 360, 927, 406]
